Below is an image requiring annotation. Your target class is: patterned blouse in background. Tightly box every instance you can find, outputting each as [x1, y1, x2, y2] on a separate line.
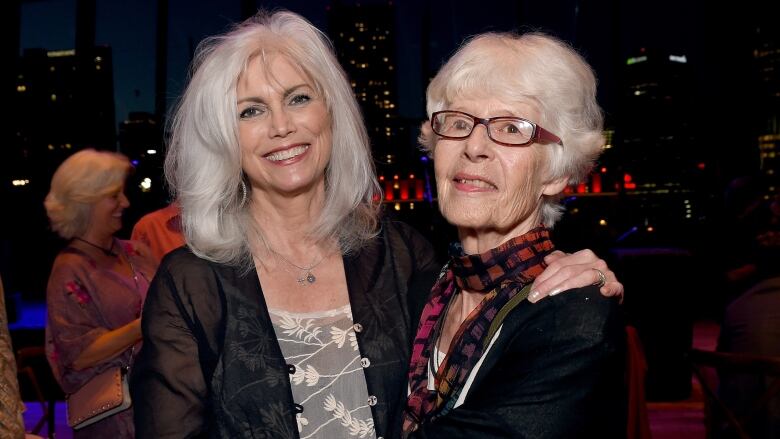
[45, 240, 156, 439]
[0, 275, 26, 438]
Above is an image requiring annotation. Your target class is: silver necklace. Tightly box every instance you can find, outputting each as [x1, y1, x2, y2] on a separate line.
[273, 251, 327, 286]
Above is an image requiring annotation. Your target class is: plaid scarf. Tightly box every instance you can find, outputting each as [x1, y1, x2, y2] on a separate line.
[403, 227, 554, 433]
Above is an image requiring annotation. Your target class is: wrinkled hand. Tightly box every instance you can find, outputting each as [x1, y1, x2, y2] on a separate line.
[528, 249, 624, 303]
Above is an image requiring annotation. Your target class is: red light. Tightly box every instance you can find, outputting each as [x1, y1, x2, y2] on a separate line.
[379, 175, 385, 181]
[625, 182, 636, 190]
[415, 180, 424, 199]
[393, 174, 399, 180]
[409, 174, 415, 179]
[600, 167, 607, 173]
[576, 183, 587, 193]
[697, 162, 706, 170]
[385, 181, 394, 200]
[592, 174, 602, 193]
[400, 180, 409, 200]
[623, 173, 633, 183]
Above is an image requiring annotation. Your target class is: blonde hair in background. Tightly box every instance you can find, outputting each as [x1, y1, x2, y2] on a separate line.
[420, 32, 605, 227]
[44, 149, 131, 239]
[165, 10, 380, 269]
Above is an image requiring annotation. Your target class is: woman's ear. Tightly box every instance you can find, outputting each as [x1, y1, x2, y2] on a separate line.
[541, 176, 569, 196]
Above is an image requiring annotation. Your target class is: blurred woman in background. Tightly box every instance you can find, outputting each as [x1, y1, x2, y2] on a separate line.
[0, 273, 26, 438]
[44, 149, 156, 438]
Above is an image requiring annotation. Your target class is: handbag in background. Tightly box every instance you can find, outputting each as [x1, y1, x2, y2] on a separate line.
[66, 365, 132, 429]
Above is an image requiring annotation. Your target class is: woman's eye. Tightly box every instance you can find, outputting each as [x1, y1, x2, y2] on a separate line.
[452, 119, 471, 131]
[496, 121, 525, 135]
[239, 106, 264, 119]
[289, 93, 312, 105]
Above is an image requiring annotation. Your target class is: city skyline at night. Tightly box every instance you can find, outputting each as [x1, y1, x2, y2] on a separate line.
[16, 0, 712, 123]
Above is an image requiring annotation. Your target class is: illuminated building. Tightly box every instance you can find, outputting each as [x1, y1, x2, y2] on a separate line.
[754, 18, 779, 195]
[12, 46, 116, 187]
[329, 3, 398, 124]
[618, 48, 700, 193]
[328, 2, 430, 200]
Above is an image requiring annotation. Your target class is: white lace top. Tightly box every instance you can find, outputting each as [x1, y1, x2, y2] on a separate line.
[270, 304, 377, 439]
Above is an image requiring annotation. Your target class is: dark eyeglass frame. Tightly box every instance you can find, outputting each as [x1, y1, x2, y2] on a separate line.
[430, 110, 564, 147]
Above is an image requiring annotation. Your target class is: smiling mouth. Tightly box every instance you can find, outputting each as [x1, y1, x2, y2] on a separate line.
[264, 145, 309, 162]
[453, 177, 498, 190]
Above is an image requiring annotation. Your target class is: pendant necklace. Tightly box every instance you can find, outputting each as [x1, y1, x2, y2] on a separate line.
[273, 251, 327, 286]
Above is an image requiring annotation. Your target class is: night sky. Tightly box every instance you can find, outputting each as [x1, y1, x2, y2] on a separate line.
[19, 0, 710, 128]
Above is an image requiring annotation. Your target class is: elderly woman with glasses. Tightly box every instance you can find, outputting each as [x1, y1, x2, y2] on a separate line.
[403, 32, 626, 438]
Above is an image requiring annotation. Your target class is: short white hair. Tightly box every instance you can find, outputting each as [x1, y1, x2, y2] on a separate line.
[166, 10, 380, 268]
[421, 32, 604, 226]
[44, 149, 131, 239]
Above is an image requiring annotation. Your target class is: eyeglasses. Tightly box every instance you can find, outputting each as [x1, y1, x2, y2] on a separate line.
[430, 110, 563, 147]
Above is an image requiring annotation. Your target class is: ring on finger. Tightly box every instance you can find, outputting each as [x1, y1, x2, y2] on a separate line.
[592, 269, 607, 288]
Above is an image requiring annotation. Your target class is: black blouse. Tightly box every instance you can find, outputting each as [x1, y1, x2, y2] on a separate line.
[131, 220, 439, 439]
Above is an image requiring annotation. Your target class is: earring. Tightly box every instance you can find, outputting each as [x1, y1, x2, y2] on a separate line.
[239, 179, 248, 208]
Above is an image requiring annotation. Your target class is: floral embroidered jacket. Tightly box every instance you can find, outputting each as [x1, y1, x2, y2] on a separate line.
[131, 220, 439, 438]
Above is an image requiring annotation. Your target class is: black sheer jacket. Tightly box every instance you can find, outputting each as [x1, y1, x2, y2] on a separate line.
[131, 220, 439, 438]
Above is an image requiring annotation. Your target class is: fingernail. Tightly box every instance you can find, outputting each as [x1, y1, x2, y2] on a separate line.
[549, 288, 562, 296]
[528, 291, 540, 303]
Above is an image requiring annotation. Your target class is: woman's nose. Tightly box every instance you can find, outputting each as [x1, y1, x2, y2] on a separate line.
[463, 124, 493, 161]
[269, 109, 294, 137]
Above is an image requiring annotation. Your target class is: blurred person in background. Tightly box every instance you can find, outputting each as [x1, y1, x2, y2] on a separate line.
[716, 182, 780, 439]
[721, 176, 778, 303]
[403, 32, 626, 438]
[1, 274, 26, 438]
[43, 149, 156, 438]
[130, 201, 184, 264]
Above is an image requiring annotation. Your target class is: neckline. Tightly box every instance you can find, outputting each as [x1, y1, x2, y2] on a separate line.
[72, 237, 117, 257]
[267, 303, 352, 319]
[64, 241, 147, 291]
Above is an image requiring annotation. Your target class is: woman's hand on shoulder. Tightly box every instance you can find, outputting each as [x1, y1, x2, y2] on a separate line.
[528, 249, 623, 303]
